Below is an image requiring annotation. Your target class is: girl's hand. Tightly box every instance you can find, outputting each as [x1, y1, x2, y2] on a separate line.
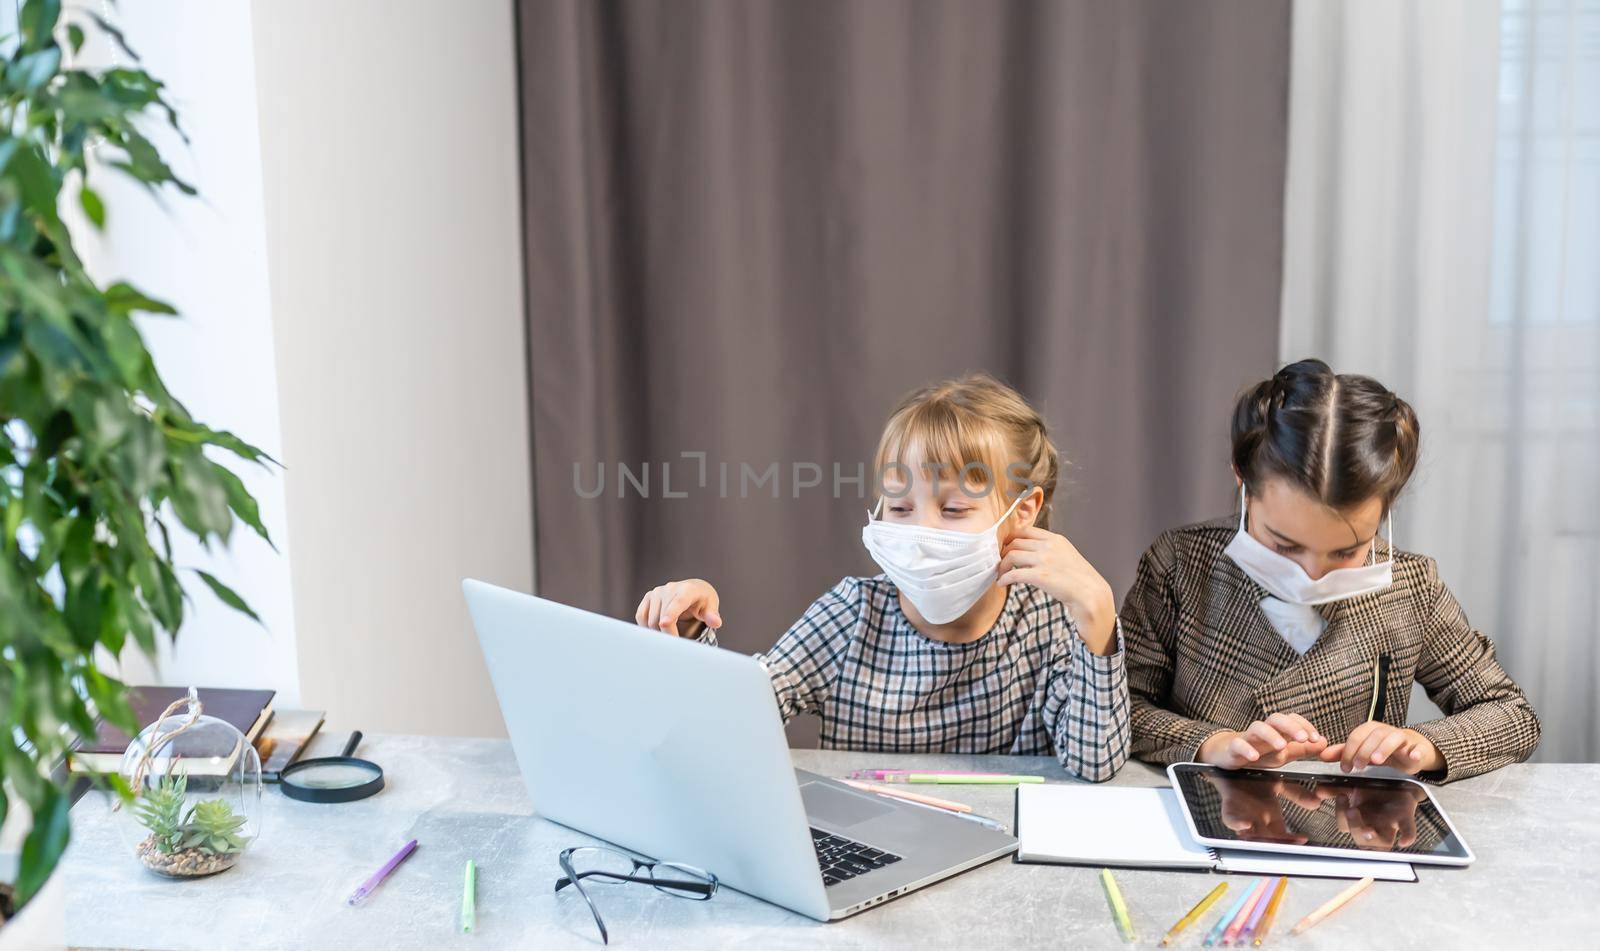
[1319, 721, 1441, 775]
[634, 579, 722, 637]
[1204, 773, 1325, 844]
[998, 526, 1118, 653]
[1198, 713, 1329, 768]
[1322, 782, 1427, 851]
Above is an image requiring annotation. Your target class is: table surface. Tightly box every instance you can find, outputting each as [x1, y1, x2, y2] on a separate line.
[62, 733, 1600, 950]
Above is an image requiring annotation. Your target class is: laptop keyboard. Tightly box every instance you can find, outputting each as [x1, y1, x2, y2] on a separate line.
[811, 827, 903, 887]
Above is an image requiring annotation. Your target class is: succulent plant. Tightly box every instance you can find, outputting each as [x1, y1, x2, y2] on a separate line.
[132, 770, 249, 857]
[131, 772, 188, 855]
[179, 799, 249, 856]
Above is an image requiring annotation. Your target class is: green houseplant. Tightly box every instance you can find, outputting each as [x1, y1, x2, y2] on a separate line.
[1, 0, 271, 914]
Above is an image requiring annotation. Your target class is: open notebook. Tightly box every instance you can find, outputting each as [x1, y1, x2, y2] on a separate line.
[1014, 785, 1415, 882]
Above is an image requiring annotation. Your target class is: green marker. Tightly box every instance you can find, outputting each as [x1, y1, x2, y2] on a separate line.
[904, 774, 1045, 785]
[461, 860, 477, 934]
[1101, 867, 1136, 942]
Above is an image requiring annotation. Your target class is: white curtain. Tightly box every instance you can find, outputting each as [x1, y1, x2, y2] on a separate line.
[1281, 0, 1600, 761]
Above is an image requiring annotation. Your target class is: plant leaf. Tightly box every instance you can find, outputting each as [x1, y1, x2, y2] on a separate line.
[79, 185, 106, 229]
[168, 454, 233, 541]
[18, 0, 62, 52]
[15, 785, 69, 905]
[193, 569, 262, 625]
[7, 46, 62, 92]
[2, 0, 279, 907]
[104, 281, 176, 316]
[212, 462, 273, 545]
[83, 9, 139, 61]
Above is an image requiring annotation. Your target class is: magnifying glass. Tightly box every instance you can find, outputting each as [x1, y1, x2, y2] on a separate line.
[280, 730, 385, 803]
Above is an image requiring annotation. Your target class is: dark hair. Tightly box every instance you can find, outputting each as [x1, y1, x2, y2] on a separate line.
[1231, 359, 1420, 511]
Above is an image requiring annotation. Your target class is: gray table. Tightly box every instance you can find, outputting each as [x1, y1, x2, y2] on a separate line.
[62, 734, 1599, 949]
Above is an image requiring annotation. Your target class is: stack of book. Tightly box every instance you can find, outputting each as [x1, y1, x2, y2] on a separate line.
[71, 686, 324, 782]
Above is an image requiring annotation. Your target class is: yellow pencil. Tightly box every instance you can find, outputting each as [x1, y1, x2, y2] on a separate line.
[1100, 868, 1136, 942]
[1251, 877, 1288, 945]
[1290, 877, 1374, 935]
[1160, 881, 1228, 946]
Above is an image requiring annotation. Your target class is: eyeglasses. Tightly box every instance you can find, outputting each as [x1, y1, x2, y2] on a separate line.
[554, 846, 718, 945]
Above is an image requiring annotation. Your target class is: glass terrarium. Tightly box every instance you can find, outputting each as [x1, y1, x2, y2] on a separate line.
[111, 689, 263, 878]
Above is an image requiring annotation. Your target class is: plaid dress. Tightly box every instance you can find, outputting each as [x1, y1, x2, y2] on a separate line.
[1123, 516, 1542, 783]
[699, 577, 1130, 782]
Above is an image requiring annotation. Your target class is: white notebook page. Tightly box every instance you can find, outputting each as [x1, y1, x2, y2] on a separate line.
[1016, 785, 1214, 868]
[1015, 784, 1416, 881]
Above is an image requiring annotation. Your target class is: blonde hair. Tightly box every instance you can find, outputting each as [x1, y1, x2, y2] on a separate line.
[873, 373, 1062, 529]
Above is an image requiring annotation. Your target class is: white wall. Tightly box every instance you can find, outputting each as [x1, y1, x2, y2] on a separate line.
[250, 0, 533, 736]
[68, 0, 532, 737]
[73, 0, 302, 705]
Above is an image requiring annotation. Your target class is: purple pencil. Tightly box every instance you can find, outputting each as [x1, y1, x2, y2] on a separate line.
[1236, 877, 1281, 945]
[348, 839, 419, 906]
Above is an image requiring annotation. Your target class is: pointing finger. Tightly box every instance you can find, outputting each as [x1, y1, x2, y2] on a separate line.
[1246, 720, 1289, 752]
[1368, 729, 1409, 767]
[1267, 712, 1310, 743]
[660, 594, 690, 632]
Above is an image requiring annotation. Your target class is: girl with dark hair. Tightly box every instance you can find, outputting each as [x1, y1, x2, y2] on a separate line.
[1123, 359, 1539, 793]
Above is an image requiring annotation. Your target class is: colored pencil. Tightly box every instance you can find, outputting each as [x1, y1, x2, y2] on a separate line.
[1100, 868, 1136, 942]
[847, 769, 1010, 780]
[460, 860, 476, 933]
[1252, 877, 1289, 946]
[1290, 877, 1374, 935]
[1204, 883, 1257, 947]
[1237, 877, 1280, 945]
[1222, 878, 1270, 946]
[839, 778, 973, 813]
[1161, 882, 1229, 946]
[903, 773, 1044, 785]
[347, 839, 418, 906]
[883, 793, 1008, 831]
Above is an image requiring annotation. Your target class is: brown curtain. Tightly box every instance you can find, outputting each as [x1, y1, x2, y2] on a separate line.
[517, 0, 1289, 743]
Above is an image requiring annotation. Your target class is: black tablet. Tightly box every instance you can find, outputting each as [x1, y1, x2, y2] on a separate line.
[1167, 763, 1474, 866]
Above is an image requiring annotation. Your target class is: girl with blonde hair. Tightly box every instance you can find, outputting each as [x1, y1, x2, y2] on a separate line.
[637, 373, 1130, 781]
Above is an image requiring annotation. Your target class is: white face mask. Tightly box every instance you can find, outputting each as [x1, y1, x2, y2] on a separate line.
[1223, 483, 1394, 606]
[861, 493, 1024, 624]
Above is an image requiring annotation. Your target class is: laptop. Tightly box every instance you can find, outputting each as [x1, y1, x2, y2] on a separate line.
[462, 579, 1018, 921]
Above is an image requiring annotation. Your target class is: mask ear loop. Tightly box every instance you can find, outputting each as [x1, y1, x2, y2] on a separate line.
[1384, 507, 1395, 566]
[1368, 506, 1396, 566]
[992, 491, 1025, 532]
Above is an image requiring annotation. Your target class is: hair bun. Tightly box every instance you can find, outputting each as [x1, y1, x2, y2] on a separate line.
[1266, 374, 1285, 408]
[1231, 360, 1419, 509]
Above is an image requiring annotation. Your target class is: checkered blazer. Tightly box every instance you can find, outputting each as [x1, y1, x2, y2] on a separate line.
[1123, 517, 1541, 783]
[698, 577, 1130, 782]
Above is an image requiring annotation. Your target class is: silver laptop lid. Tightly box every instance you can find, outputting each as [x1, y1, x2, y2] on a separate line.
[463, 579, 831, 920]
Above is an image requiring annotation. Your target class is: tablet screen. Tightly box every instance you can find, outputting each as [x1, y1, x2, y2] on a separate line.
[1169, 764, 1470, 860]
